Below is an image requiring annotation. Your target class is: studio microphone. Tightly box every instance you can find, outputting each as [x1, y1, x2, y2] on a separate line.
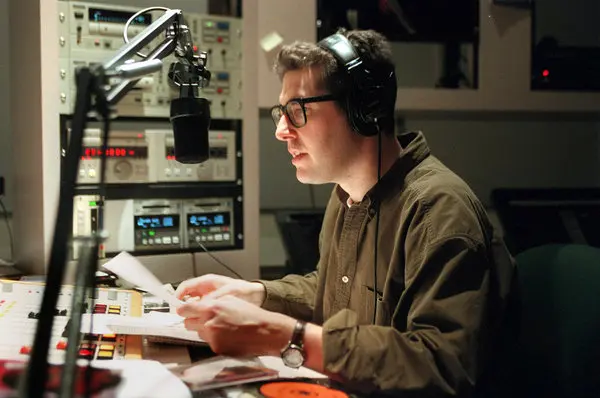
[168, 22, 212, 164]
[169, 85, 211, 164]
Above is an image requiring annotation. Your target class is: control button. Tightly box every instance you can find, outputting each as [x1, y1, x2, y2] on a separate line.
[154, 237, 162, 244]
[215, 234, 223, 241]
[148, 239, 154, 244]
[88, 169, 96, 178]
[56, 341, 67, 350]
[93, 304, 107, 314]
[78, 349, 94, 359]
[97, 350, 114, 359]
[223, 233, 230, 241]
[102, 334, 117, 342]
[99, 344, 115, 351]
[186, 168, 192, 176]
[174, 168, 180, 176]
[108, 290, 118, 301]
[162, 236, 172, 244]
[342, 276, 349, 284]
[79, 169, 85, 178]
[207, 235, 214, 242]
[20, 346, 32, 355]
[165, 168, 171, 177]
[172, 236, 180, 244]
[142, 239, 148, 245]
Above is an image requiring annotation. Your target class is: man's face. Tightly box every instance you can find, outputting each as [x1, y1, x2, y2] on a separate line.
[275, 67, 357, 185]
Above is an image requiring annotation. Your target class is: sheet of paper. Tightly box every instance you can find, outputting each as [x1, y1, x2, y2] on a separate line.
[95, 359, 192, 398]
[101, 251, 183, 308]
[80, 312, 205, 344]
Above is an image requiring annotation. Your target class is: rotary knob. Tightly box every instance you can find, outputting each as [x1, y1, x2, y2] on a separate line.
[113, 161, 133, 180]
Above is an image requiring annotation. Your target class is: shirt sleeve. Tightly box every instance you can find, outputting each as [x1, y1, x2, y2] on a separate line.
[322, 235, 495, 396]
[254, 270, 319, 322]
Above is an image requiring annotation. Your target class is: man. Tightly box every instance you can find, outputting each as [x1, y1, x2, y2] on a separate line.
[175, 29, 513, 396]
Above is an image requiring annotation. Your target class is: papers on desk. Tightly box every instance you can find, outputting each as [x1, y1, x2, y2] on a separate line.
[170, 356, 279, 392]
[169, 355, 328, 392]
[0, 359, 192, 398]
[81, 311, 206, 345]
[101, 251, 184, 309]
[97, 359, 192, 398]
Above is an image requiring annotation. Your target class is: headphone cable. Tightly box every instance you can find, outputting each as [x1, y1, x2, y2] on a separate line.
[372, 122, 382, 324]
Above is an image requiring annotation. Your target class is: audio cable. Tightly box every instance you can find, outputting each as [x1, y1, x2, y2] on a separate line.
[195, 242, 243, 279]
[372, 122, 382, 325]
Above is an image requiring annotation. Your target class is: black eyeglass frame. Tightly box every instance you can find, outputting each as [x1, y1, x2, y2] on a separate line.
[270, 94, 336, 128]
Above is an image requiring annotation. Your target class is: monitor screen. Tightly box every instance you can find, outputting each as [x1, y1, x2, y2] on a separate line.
[317, 0, 479, 43]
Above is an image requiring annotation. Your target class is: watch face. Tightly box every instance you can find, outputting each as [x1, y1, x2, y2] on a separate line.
[282, 346, 304, 368]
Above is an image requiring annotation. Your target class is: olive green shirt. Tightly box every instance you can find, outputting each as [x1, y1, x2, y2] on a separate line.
[259, 131, 513, 396]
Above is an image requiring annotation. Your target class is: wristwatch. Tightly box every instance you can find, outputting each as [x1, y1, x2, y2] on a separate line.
[281, 320, 306, 368]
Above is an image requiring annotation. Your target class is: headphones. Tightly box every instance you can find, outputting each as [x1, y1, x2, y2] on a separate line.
[317, 33, 396, 137]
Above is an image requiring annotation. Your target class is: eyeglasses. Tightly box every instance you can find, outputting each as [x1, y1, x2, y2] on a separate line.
[270, 94, 336, 128]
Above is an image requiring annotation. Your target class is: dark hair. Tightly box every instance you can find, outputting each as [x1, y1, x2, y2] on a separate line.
[274, 28, 397, 135]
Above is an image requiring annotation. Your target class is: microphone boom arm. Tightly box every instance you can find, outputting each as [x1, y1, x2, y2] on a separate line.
[20, 7, 210, 398]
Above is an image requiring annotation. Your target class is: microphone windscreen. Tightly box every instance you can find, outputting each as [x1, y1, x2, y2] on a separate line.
[170, 97, 211, 164]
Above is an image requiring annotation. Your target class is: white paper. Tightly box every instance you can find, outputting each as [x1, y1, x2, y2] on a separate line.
[80, 312, 205, 344]
[95, 359, 192, 398]
[102, 251, 184, 308]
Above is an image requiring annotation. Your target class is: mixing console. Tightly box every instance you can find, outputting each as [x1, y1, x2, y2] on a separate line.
[0, 280, 143, 363]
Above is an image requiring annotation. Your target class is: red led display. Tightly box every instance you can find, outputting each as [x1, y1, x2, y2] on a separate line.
[81, 146, 147, 160]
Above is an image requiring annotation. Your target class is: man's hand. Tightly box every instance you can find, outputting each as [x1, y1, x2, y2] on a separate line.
[176, 295, 296, 357]
[174, 274, 266, 306]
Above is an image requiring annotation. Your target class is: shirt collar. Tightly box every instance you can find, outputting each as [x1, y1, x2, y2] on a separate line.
[336, 130, 431, 208]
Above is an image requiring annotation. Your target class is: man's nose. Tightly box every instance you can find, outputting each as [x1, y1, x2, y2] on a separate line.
[274, 114, 295, 141]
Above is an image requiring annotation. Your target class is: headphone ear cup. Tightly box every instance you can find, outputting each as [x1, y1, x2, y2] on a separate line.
[351, 73, 383, 137]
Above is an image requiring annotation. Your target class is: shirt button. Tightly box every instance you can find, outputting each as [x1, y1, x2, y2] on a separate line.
[342, 276, 349, 283]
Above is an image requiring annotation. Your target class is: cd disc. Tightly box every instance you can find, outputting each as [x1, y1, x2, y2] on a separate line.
[259, 381, 349, 398]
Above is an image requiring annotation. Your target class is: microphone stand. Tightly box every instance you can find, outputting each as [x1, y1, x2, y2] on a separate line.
[18, 8, 210, 398]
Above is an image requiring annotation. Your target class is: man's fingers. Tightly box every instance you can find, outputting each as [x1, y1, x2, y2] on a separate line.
[200, 286, 231, 301]
[174, 279, 198, 299]
[175, 275, 220, 299]
[176, 300, 215, 319]
[183, 317, 208, 332]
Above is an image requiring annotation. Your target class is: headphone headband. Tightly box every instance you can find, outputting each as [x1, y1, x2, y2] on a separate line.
[318, 34, 363, 72]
